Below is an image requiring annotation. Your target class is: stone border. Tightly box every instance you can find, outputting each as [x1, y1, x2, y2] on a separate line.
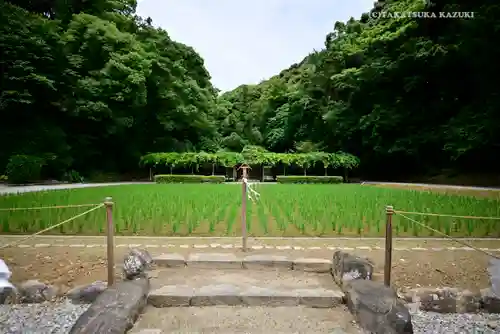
[69, 278, 150, 334]
[12, 243, 500, 252]
[331, 251, 414, 333]
[401, 287, 500, 314]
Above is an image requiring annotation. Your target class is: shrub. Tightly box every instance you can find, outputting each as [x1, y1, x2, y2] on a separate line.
[0, 175, 7, 183]
[276, 176, 343, 184]
[154, 174, 225, 184]
[62, 170, 84, 183]
[5, 155, 45, 184]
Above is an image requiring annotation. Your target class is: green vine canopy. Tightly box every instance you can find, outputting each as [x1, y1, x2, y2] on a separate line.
[139, 151, 360, 170]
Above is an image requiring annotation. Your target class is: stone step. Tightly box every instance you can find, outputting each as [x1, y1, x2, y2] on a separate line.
[148, 284, 344, 308]
[152, 253, 332, 273]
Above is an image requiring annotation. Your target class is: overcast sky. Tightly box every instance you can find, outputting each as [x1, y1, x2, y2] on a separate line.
[136, 0, 374, 92]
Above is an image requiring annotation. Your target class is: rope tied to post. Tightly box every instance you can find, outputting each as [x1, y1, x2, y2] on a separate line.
[242, 177, 260, 202]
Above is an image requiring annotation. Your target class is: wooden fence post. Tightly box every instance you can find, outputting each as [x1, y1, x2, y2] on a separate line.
[384, 205, 394, 286]
[104, 197, 115, 286]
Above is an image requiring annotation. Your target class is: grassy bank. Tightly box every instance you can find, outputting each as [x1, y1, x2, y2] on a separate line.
[0, 184, 499, 237]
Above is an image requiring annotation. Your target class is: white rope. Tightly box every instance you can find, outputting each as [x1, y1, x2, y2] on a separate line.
[242, 177, 260, 202]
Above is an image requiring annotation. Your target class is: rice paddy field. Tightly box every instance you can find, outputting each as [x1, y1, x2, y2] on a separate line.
[0, 184, 499, 237]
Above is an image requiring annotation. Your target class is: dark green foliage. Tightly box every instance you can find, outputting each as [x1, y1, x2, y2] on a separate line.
[2, 0, 499, 182]
[5, 155, 45, 184]
[276, 176, 343, 184]
[154, 175, 225, 184]
[140, 151, 359, 170]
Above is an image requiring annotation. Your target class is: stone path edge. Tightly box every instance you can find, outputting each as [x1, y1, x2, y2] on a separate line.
[7, 243, 500, 251]
[153, 253, 331, 272]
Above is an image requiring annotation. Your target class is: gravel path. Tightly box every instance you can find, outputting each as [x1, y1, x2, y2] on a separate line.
[410, 310, 500, 333]
[361, 181, 500, 191]
[0, 182, 151, 194]
[0, 300, 90, 334]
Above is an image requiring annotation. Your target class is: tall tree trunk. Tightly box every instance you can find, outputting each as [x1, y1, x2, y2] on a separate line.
[211, 163, 215, 175]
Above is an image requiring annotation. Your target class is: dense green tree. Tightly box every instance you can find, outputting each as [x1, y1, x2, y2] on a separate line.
[1, 0, 499, 183]
[217, 0, 500, 180]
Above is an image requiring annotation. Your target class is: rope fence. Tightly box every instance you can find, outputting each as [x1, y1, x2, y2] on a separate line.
[0, 197, 116, 286]
[383, 205, 500, 287]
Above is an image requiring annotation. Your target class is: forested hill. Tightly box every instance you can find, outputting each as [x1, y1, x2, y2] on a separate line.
[216, 0, 500, 181]
[1, 0, 220, 179]
[1, 0, 500, 184]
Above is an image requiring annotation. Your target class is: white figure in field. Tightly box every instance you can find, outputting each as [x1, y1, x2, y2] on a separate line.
[243, 177, 260, 202]
[0, 259, 15, 302]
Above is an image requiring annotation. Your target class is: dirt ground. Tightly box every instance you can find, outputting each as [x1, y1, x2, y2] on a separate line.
[2, 237, 499, 293]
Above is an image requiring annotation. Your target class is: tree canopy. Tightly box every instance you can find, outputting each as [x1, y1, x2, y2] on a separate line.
[2, 0, 499, 182]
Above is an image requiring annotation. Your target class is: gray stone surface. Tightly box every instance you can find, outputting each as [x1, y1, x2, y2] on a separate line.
[242, 254, 292, 270]
[403, 287, 481, 313]
[293, 258, 331, 273]
[187, 253, 242, 269]
[18, 280, 58, 303]
[240, 286, 299, 306]
[148, 285, 195, 307]
[153, 253, 185, 268]
[331, 251, 373, 287]
[294, 288, 344, 308]
[191, 284, 243, 306]
[69, 277, 149, 334]
[66, 281, 107, 304]
[481, 288, 500, 313]
[344, 280, 413, 334]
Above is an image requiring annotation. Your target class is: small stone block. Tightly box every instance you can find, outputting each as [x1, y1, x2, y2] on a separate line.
[187, 253, 242, 269]
[481, 288, 500, 313]
[152, 253, 186, 268]
[293, 258, 332, 273]
[132, 330, 163, 334]
[294, 288, 344, 308]
[191, 284, 243, 306]
[240, 286, 298, 306]
[331, 251, 374, 287]
[148, 285, 194, 307]
[242, 255, 292, 270]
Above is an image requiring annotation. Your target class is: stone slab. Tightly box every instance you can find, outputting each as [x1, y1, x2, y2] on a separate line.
[148, 285, 194, 307]
[191, 284, 243, 306]
[239, 286, 299, 306]
[187, 253, 242, 269]
[242, 254, 292, 270]
[294, 288, 344, 308]
[153, 253, 186, 268]
[69, 278, 149, 334]
[293, 258, 332, 273]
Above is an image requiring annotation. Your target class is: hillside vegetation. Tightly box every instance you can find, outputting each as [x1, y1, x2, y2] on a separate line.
[1, 0, 499, 183]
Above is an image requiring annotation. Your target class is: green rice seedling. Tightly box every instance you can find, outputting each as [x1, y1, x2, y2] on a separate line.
[0, 183, 499, 237]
